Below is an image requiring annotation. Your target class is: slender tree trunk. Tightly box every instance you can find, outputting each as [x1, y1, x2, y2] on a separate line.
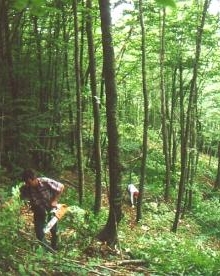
[97, 0, 122, 247]
[214, 142, 220, 190]
[0, 0, 6, 169]
[73, 0, 84, 205]
[187, 108, 197, 210]
[2, 0, 20, 168]
[52, 7, 62, 146]
[80, 0, 85, 89]
[61, 4, 75, 155]
[33, 16, 44, 109]
[172, 0, 211, 232]
[136, 0, 149, 222]
[33, 16, 48, 169]
[159, 8, 171, 201]
[0, 94, 4, 169]
[86, 0, 102, 214]
[170, 67, 178, 175]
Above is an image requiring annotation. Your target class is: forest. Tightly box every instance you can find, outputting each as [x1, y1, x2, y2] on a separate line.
[0, 0, 220, 274]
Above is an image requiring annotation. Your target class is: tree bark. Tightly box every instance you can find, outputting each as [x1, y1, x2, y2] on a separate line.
[170, 67, 178, 175]
[0, 0, 20, 169]
[97, 0, 122, 246]
[172, 0, 211, 232]
[33, 16, 49, 170]
[136, 0, 149, 222]
[86, 0, 102, 214]
[214, 141, 220, 190]
[159, 8, 171, 201]
[73, 0, 84, 205]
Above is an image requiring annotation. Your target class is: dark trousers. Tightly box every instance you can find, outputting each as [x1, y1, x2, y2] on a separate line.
[33, 207, 58, 250]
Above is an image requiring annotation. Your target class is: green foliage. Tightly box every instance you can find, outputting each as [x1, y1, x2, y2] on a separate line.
[1, 161, 220, 275]
[120, 205, 220, 275]
[1, 0, 220, 273]
[155, 0, 176, 8]
[12, 0, 29, 10]
[193, 197, 220, 237]
[12, 0, 58, 16]
[0, 183, 108, 275]
[145, 233, 218, 275]
[0, 184, 28, 271]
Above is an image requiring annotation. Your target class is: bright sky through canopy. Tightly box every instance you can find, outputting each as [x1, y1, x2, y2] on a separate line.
[111, 0, 220, 23]
[209, 0, 220, 14]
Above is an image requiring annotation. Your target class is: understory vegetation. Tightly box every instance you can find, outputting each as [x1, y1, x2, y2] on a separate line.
[1, 150, 219, 276]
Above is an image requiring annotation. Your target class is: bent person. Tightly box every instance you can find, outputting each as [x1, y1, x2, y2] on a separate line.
[127, 184, 139, 207]
[20, 169, 64, 251]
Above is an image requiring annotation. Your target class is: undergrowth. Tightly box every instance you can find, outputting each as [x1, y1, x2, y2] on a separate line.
[118, 200, 220, 275]
[0, 159, 220, 275]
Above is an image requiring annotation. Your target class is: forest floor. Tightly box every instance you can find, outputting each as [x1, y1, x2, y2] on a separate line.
[15, 169, 220, 275]
[18, 170, 151, 275]
[19, 206, 148, 275]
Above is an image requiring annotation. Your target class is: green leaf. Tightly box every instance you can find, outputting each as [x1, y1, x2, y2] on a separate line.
[12, 0, 29, 11]
[29, 0, 46, 16]
[155, 0, 176, 8]
[18, 264, 26, 275]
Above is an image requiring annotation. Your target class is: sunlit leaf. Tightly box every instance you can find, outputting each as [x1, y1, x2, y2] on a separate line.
[155, 0, 176, 8]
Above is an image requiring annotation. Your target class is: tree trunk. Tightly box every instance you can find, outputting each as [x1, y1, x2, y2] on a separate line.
[187, 109, 197, 210]
[170, 67, 178, 175]
[172, 0, 211, 232]
[214, 141, 220, 190]
[97, 0, 122, 247]
[0, 0, 6, 168]
[61, 3, 75, 155]
[159, 8, 171, 201]
[2, 0, 21, 169]
[136, 0, 149, 222]
[86, 0, 102, 214]
[33, 16, 49, 170]
[52, 5, 62, 148]
[73, 0, 84, 205]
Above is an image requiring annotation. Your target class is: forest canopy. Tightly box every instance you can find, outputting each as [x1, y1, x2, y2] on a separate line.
[0, 0, 219, 174]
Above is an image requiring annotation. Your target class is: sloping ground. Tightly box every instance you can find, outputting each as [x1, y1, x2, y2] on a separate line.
[17, 171, 150, 275]
[18, 207, 150, 275]
[3, 170, 220, 275]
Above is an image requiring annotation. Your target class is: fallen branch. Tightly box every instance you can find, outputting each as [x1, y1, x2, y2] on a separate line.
[117, 259, 147, 266]
[104, 259, 147, 267]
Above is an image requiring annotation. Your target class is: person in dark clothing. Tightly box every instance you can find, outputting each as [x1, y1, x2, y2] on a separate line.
[20, 169, 64, 250]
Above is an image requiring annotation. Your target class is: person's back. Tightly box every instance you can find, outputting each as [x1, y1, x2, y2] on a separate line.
[127, 184, 139, 207]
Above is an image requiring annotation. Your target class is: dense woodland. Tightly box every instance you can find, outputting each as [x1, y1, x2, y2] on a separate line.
[1, 0, 220, 275]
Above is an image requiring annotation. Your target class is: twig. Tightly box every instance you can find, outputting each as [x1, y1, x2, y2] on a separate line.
[103, 259, 147, 267]
[117, 259, 147, 266]
[125, 154, 143, 163]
